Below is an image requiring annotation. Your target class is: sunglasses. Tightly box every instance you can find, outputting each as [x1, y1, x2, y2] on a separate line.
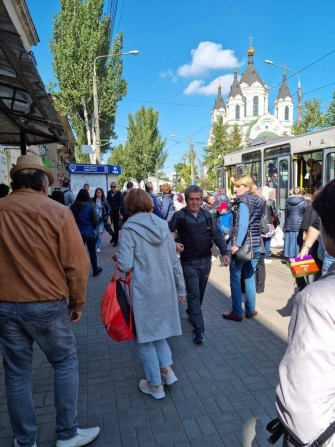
[110, 186, 116, 188]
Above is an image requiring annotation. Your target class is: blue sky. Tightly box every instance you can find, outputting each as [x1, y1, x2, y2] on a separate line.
[26, 0, 335, 174]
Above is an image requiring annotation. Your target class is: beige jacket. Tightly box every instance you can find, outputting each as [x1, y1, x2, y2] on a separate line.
[276, 271, 335, 446]
[0, 189, 89, 311]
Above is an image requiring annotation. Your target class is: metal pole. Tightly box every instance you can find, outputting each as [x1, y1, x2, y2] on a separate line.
[92, 59, 101, 164]
[264, 60, 303, 122]
[297, 81, 302, 123]
[190, 139, 195, 185]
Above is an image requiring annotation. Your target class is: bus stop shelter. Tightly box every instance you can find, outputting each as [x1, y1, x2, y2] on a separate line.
[0, 0, 66, 153]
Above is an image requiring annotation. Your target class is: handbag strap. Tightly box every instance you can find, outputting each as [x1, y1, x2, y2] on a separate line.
[112, 263, 133, 333]
[266, 417, 335, 447]
[236, 201, 253, 248]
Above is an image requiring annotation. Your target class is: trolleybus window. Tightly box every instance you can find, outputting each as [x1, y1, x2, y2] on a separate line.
[325, 152, 335, 184]
[217, 167, 223, 189]
[241, 150, 261, 187]
[264, 144, 290, 189]
[295, 151, 322, 193]
[225, 166, 237, 197]
[279, 159, 289, 210]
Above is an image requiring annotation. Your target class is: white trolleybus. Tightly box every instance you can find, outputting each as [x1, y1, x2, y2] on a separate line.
[219, 126, 335, 219]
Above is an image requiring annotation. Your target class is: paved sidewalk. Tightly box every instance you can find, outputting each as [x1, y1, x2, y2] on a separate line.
[0, 235, 297, 447]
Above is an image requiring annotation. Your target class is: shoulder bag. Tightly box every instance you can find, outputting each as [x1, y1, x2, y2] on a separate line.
[234, 228, 254, 262]
[233, 202, 254, 262]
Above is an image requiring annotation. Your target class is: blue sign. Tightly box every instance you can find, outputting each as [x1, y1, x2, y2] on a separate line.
[67, 164, 121, 175]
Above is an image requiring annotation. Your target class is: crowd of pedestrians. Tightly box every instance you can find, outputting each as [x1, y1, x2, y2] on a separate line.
[1, 156, 335, 447]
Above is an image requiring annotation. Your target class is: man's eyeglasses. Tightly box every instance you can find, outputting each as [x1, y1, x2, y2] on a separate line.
[110, 186, 116, 189]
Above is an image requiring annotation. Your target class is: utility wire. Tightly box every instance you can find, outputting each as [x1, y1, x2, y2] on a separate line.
[113, 0, 125, 37]
[115, 49, 335, 169]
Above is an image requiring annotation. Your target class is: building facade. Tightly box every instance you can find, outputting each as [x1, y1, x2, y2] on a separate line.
[208, 44, 293, 145]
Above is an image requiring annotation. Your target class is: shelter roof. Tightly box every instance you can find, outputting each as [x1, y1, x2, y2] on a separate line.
[0, 0, 67, 147]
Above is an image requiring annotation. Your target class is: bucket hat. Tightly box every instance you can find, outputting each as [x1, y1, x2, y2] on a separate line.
[10, 154, 54, 185]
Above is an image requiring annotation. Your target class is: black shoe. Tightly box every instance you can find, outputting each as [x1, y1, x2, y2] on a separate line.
[193, 330, 204, 344]
[93, 267, 103, 277]
[113, 242, 118, 247]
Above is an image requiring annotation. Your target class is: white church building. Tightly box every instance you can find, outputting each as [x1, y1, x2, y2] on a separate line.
[208, 44, 293, 144]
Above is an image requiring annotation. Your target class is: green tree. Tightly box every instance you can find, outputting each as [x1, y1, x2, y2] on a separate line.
[325, 91, 335, 127]
[173, 151, 198, 191]
[202, 122, 243, 189]
[227, 123, 244, 153]
[292, 98, 327, 135]
[114, 106, 167, 184]
[50, 0, 127, 162]
[107, 143, 127, 187]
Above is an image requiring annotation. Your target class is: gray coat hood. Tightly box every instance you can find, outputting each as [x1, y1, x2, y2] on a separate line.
[123, 212, 168, 246]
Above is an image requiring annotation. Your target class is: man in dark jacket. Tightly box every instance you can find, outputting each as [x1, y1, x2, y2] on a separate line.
[119, 181, 134, 228]
[145, 182, 162, 218]
[169, 185, 230, 344]
[107, 181, 122, 246]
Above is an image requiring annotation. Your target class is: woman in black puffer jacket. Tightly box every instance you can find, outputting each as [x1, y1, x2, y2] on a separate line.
[283, 187, 307, 258]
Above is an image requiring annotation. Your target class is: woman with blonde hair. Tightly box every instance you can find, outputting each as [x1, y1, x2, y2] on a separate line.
[223, 175, 263, 321]
[117, 188, 186, 399]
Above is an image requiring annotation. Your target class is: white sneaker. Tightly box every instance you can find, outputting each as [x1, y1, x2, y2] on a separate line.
[56, 427, 100, 447]
[139, 379, 165, 399]
[96, 248, 101, 253]
[14, 440, 37, 447]
[264, 259, 272, 264]
[161, 367, 178, 385]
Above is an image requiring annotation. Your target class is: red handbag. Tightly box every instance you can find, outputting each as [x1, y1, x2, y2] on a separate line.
[101, 263, 135, 342]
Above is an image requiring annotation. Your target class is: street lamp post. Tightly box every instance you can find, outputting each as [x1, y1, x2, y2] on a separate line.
[264, 59, 302, 122]
[93, 50, 139, 164]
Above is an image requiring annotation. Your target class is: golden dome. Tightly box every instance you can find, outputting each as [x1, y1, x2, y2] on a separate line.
[248, 45, 255, 56]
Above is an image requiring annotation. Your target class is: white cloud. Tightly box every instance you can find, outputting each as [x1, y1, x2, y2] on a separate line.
[183, 74, 235, 96]
[177, 41, 241, 78]
[160, 69, 178, 83]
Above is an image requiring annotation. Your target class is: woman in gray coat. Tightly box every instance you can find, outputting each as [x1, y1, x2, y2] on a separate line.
[117, 188, 186, 400]
[275, 179, 335, 446]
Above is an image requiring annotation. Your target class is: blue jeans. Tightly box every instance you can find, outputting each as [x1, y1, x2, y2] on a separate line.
[137, 339, 172, 386]
[181, 257, 211, 333]
[95, 222, 104, 250]
[0, 299, 79, 446]
[263, 237, 271, 259]
[230, 246, 261, 316]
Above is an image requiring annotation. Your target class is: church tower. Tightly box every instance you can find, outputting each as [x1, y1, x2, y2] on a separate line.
[239, 41, 269, 118]
[208, 83, 227, 144]
[226, 69, 244, 124]
[274, 72, 293, 132]
[207, 38, 292, 147]
[211, 83, 226, 125]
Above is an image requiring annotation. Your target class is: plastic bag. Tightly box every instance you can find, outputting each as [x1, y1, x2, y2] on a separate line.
[101, 264, 135, 342]
[271, 226, 284, 248]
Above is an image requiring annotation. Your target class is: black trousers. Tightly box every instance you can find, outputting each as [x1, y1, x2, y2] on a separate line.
[110, 210, 120, 242]
[182, 257, 211, 333]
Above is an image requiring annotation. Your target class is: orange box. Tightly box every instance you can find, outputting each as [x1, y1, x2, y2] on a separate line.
[288, 256, 319, 278]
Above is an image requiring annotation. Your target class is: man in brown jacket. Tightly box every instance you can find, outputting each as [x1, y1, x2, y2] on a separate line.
[0, 155, 100, 447]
